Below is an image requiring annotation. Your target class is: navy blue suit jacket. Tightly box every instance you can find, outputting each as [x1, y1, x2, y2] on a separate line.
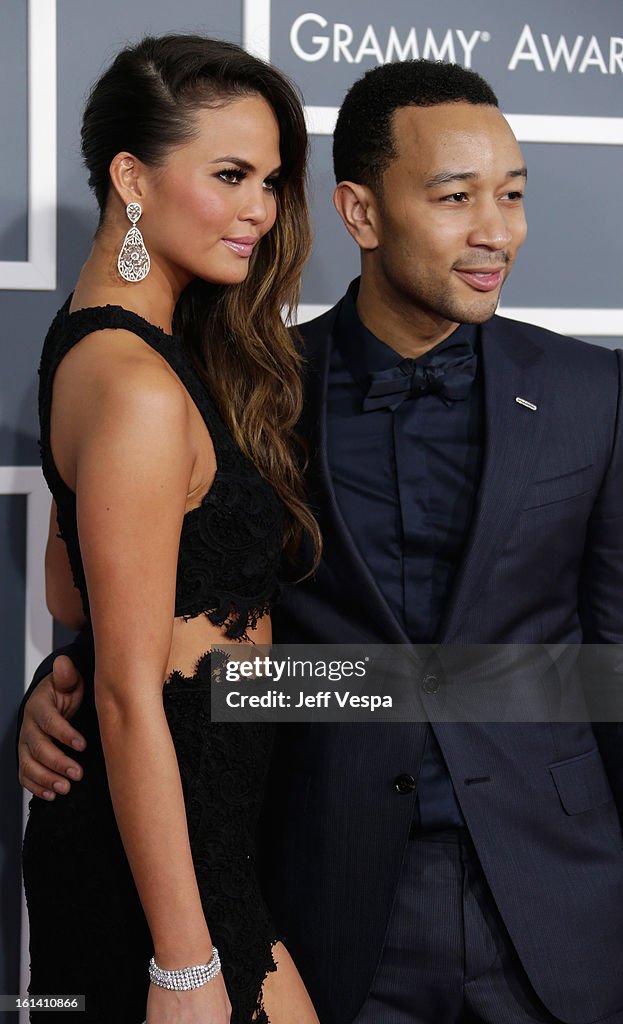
[264, 298, 623, 1024]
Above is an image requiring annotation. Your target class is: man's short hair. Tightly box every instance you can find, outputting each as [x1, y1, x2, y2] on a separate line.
[333, 59, 499, 190]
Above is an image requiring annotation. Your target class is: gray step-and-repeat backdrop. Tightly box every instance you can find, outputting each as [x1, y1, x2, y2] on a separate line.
[1, 0, 621, 1008]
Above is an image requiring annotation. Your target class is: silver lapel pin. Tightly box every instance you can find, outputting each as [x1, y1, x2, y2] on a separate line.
[515, 396, 538, 411]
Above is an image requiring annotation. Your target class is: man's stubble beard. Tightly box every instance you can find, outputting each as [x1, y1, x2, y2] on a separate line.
[440, 289, 501, 325]
[393, 270, 502, 327]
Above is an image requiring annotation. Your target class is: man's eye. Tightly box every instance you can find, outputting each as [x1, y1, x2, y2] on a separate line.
[444, 192, 468, 203]
[505, 191, 524, 201]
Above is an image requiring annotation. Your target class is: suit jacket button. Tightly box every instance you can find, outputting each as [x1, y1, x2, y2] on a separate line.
[422, 673, 439, 694]
[394, 774, 417, 794]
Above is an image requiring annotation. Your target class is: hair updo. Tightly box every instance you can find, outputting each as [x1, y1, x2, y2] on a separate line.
[81, 34, 319, 561]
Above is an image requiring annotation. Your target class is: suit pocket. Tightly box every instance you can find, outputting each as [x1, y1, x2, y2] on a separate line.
[522, 463, 594, 510]
[549, 747, 614, 815]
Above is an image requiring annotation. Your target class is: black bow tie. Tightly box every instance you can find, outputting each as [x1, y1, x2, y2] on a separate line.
[362, 346, 477, 412]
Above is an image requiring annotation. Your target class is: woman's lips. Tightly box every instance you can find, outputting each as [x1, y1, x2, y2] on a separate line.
[221, 237, 258, 258]
[454, 268, 504, 292]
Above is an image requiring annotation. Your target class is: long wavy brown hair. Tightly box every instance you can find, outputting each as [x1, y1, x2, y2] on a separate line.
[81, 34, 321, 562]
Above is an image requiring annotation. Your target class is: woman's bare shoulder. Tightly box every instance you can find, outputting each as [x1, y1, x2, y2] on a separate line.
[54, 327, 188, 417]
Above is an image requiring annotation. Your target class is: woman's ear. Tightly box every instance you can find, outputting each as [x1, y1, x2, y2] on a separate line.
[108, 152, 146, 209]
[333, 181, 380, 251]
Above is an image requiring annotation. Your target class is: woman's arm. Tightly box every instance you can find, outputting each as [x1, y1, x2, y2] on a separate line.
[45, 501, 87, 630]
[59, 333, 229, 1019]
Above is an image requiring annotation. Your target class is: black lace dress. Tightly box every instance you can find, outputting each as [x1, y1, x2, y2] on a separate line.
[22, 301, 285, 1023]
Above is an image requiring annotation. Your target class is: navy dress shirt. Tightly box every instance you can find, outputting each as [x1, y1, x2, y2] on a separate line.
[326, 279, 484, 829]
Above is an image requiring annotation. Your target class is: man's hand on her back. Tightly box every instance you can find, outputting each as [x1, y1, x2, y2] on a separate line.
[18, 655, 87, 800]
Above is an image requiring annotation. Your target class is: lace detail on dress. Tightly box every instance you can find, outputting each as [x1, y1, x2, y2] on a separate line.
[37, 298, 284, 639]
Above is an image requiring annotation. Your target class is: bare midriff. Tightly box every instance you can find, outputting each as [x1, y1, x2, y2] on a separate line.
[165, 609, 273, 681]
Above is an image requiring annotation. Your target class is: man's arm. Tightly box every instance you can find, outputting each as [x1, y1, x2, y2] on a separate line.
[16, 634, 90, 799]
[17, 499, 92, 798]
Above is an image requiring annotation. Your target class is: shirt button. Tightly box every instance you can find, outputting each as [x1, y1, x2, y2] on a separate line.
[394, 774, 417, 794]
[422, 673, 439, 694]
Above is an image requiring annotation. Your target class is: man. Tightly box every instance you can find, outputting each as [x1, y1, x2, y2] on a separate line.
[17, 61, 623, 1024]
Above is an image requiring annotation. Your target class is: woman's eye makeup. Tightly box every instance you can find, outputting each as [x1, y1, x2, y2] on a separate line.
[216, 167, 282, 192]
[217, 167, 247, 184]
[263, 176, 282, 192]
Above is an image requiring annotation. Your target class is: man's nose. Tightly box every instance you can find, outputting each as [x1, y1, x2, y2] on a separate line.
[467, 199, 513, 250]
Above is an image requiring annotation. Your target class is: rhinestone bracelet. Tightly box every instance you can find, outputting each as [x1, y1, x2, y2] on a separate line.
[148, 947, 221, 990]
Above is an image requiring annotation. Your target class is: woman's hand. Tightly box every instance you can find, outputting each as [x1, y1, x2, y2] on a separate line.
[146, 973, 231, 1023]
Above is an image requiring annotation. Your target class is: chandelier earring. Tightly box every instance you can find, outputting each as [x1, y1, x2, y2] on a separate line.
[117, 201, 150, 282]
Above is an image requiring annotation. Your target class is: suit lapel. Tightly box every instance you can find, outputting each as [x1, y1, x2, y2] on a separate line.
[300, 303, 412, 645]
[437, 316, 547, 642]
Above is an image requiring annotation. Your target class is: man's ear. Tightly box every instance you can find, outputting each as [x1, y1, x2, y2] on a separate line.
[108, 152, 148, 210]
[333, 181, 380, 251]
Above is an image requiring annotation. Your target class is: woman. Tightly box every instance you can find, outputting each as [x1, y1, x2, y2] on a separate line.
[22, 34, 320, 1024]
